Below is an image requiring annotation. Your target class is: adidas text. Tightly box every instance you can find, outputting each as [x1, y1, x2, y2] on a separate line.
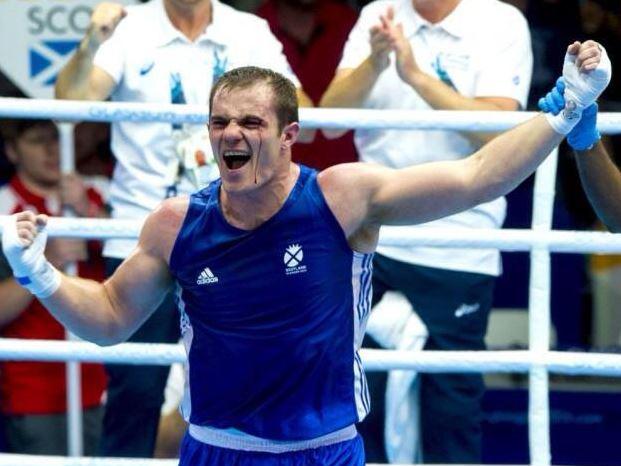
[197, 267, 219, 285]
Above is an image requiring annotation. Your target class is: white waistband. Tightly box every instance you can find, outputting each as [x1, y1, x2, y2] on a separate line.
[188, 424, 357, 453]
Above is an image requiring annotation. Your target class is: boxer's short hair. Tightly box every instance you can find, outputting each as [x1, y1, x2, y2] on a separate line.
[210, 66, 298, 131]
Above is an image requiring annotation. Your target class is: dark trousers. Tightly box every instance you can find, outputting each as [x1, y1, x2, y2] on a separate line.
[4, 406, 103, 456]
[358, 254, 495, 464]
[99, 258, 180, 458]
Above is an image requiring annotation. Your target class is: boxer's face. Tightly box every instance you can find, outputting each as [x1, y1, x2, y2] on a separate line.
[209, 82, 297, 193]
[209, 83, 298, 192]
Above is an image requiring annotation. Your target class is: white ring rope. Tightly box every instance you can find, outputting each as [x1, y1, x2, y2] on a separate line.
[0, 456, 176, 466]
[2, 97, 621, 133]
[1, 217, 621, 253]
[0, 339, 619, 377]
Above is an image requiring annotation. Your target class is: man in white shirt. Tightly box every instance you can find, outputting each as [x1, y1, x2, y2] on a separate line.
[321, 0, 533, 462]
[55, 0, 310, 457]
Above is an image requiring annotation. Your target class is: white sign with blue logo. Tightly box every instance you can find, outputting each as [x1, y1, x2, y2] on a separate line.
[0, 0, 137, 98]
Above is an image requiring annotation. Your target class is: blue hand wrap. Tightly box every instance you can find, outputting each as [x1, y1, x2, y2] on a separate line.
[538, 77, 565, 115]
[539, 77, 600, 150]
[568, 103, 600, 151]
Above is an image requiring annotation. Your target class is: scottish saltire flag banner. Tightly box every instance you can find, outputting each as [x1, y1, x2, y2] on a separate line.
[0, 0, 137, 98]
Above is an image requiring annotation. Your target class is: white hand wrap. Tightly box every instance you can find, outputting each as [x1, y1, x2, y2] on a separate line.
[544, 100, 582, 135]
[2, 215, 61, 299]
[547, 44, 612, 135]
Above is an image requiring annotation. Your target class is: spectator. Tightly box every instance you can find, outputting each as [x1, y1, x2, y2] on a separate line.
[257, 0, 359, 169]
[54, 0, 310, 457]
[0, 119, 108, 455]
[321, 0, 533, 462]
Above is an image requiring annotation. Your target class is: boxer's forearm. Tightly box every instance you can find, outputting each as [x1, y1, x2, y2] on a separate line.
[40, 275, 132, 345]
[575, 141, 621, 232]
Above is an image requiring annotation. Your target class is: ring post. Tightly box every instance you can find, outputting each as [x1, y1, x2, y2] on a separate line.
[528, 148, 558, 465]
[59, 122, 84, 458]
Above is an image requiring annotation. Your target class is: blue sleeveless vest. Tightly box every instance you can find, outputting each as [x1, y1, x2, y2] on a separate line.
[169, 165, 372, 440]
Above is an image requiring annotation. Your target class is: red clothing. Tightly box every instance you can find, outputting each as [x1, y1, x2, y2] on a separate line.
[257, 0, 359, 170]
[0, 176, 107, 414]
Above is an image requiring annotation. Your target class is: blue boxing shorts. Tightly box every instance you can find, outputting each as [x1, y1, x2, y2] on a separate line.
[178, 431, 365, 466]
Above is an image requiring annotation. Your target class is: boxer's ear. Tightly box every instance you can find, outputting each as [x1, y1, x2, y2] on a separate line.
[281, 122, 300, 150]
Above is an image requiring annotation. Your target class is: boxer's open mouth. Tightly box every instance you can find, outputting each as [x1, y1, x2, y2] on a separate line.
[223, 150, 252, 170]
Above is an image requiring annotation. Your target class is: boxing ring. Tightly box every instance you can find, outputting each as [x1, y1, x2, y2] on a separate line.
[2, 98, 621, 466]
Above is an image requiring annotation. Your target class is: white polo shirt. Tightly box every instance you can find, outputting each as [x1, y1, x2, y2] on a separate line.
[94, 0, 299, 259]
[338, 0, 532, 276]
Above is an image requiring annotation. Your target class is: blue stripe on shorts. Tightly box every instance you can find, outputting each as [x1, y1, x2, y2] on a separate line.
[179, 432, 365, 466]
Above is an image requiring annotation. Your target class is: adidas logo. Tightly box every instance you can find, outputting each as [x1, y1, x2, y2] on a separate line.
[197, 267, 219, 285]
